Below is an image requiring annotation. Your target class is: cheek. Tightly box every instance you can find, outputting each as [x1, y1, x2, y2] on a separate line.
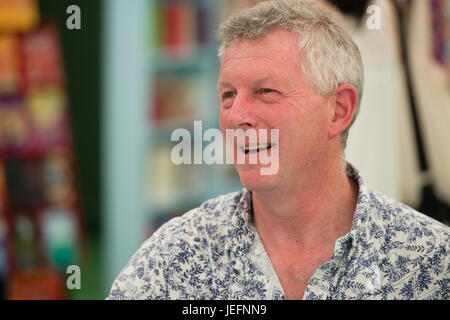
[279, 104, 328, 153]
[294, 98, 328, 131]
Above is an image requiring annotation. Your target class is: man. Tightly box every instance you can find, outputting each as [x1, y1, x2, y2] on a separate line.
[108, 0, 450, 300]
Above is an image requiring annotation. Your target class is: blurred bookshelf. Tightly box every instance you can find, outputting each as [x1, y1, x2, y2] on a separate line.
[102, 0, 248, 293]
[0, 0, 88, 299]
[146, 0, 242, 214]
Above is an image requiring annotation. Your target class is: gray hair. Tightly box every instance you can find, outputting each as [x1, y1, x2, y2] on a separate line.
[217, 0, 364, 149]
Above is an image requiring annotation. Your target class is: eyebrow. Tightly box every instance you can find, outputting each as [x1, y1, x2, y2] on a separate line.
[217, 77, 282, 90]
[217, 80, 233, 89]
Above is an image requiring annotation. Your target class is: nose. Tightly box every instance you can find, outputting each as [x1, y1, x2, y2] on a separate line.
[225, 92, 258, 130]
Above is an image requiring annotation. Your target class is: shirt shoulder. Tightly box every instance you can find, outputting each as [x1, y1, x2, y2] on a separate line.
[335, 184, 450, 300]
[106, 190, 244, 300]
[360, 189, 450, 299]
[367, 189, 450, 245]
[153, 189, 244, 248]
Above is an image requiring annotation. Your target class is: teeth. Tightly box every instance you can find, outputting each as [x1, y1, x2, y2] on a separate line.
[243, 144, 271, 152]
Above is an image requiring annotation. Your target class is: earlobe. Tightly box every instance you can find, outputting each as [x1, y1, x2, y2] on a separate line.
[328, 84, 358, 140]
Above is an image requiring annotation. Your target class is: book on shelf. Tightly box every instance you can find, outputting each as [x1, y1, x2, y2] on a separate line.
[147, 144, 206, 211]
[152, 0, 217, 59]
[0, 0, 40, 33]
[0, 35, 21, 96]
[151, 72, 202, 123]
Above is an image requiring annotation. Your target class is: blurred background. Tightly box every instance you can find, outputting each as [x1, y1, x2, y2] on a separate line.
[0, 0, 448, 299]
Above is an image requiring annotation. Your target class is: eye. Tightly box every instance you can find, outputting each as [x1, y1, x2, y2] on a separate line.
[256, 88, 277, 94]
[222, 91, 236, 100]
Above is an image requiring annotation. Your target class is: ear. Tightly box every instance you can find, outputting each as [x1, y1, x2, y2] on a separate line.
[328, 84, 358, 140]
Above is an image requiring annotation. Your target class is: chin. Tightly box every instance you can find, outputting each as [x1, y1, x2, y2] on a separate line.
[236, 165, 280, 192]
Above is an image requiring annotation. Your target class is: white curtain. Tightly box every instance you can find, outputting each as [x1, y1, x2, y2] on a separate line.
[408, 0, 450, 204]
[345, 0, 423, 206]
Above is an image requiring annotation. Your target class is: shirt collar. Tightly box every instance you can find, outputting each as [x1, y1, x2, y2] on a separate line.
[226, 189, 254, 260]
[345, 162, 378, 246]
[226, 162, 376, 257]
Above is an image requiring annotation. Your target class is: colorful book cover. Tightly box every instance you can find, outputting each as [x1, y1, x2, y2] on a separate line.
[11, 212, 38, 269]
[3, 159, 43, 209]
[40, 149, 77, 206]
[196, 1, 216, 46]
[0, 0, 40, 33]
[0, 35, 22, 96]
[39, 205, 80, 271]
[21, 24, 65, 89]
[164, 1, 196, 57]
[0, 97, 32, 156]
[152, 2, 165, 51]
[152, 72, 200, 122]
[25, 86, 71, 152]
[7, 266, 66, 300]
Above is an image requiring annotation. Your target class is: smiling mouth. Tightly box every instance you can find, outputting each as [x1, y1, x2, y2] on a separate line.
[241, 143, 274, 154]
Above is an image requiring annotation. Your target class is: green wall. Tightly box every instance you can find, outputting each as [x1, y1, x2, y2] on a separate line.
[38, 0, 103, 299]
[38, 0, 102, 237]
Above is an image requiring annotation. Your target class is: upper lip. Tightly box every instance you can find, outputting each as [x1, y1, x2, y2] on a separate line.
[242, 143, 271, 149]
[240, 143, 275, 152]
[232, 129, 278, 150]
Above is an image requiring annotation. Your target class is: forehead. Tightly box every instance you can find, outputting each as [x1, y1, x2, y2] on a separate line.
[219, 30, 303, 85]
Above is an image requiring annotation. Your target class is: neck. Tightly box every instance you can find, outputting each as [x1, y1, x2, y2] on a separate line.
[251, 156, 358, 253]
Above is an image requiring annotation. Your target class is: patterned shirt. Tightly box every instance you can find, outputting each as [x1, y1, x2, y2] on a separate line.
[107, 164, 450, 300]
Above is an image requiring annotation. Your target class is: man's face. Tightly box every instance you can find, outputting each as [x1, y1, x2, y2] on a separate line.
[218, 30, 333, 193]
